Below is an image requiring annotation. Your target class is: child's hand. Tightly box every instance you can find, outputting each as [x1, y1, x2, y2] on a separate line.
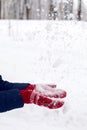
[20, 84, 67, 109]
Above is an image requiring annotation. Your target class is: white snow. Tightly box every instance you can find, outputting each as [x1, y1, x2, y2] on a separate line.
[0, 20, 87, 130]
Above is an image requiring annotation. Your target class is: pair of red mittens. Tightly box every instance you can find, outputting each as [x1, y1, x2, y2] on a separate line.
[20, 84, 67, 109]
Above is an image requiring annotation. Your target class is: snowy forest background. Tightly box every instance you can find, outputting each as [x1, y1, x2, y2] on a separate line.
[0, 0, 87, 21]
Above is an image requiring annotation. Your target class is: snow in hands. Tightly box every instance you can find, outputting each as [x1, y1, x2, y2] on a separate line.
[26, 84, 67, 109]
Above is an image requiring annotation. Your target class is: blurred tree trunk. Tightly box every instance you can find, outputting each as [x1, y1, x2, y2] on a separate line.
[24, 0, 31, 19]
[77, 0, 82, 20]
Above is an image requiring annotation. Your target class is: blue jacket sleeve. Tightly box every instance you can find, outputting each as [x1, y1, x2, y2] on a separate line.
[0, 75, 30, 91]
[0, 89, 24, 112]
[0, 75, 31, 112]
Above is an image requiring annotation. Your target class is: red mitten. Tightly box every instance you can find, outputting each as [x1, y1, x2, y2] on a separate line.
[20, 89, 64, 109]
[20, 84, 67, 109]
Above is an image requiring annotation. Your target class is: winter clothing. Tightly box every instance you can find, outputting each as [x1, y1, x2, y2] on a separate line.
[0, 75, 29, 112]
[0, 75, 66, 113]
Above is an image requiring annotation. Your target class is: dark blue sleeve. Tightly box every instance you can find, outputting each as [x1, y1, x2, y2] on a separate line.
[0, 75, 30, 91]
[0, 89, 24, 112]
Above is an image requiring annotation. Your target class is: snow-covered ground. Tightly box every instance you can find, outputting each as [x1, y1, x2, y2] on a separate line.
[0, 20, 87, 130]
